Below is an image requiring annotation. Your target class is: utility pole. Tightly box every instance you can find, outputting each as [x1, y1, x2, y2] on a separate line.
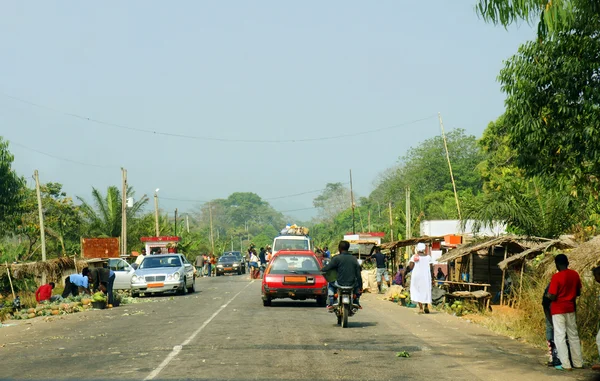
[350, 169, 356, 234]
[438, 112, 462, 220]
[231, 237, 234, 252]
[154, 189, 160, 237]
[121, 168, 127, 255]
[405, 186, 412, 260]
[34, 170, 47, 284]
[209, 202, 215, 254]
[368, 210, 371, 232]
[174, 208, 178, 236]
[388, 201, 393, 242]
[186, 215, 190, 233]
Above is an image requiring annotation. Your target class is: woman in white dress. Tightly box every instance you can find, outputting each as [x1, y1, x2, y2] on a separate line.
[406, 242, 434, 314]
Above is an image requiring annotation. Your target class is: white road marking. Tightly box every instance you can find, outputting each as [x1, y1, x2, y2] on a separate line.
[144, 281, 254, 380]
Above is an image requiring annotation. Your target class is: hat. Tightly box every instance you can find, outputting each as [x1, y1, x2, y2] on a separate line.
[416, 243, 426, 252]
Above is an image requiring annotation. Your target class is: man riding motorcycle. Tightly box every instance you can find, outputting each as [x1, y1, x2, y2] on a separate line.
[321, 240, 363, 310]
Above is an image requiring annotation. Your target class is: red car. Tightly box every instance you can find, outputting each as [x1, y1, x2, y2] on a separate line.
[261, 250, 328, 307]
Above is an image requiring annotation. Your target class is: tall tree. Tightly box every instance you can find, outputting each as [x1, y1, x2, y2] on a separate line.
[313, 183, 352, 222]
[498, 7, 600, 195]
[0, 137, 24, 229]
[78, 186, 148, 238]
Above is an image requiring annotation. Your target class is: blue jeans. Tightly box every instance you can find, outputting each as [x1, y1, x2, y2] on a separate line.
[328, 282, 360, 306]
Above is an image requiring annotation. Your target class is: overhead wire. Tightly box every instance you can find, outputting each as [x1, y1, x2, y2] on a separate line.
[1, 92, 437, 143]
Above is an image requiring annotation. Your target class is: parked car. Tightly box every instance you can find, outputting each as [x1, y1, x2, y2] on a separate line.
[130, 254, 196, 297]
[223, 251, 246, 273]
[216, 255, 243, 276]
[107, 258, 136, 290]
[261, 250, 327, 307]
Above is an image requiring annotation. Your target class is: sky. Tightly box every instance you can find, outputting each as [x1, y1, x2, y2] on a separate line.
[0, 1, 535, 221]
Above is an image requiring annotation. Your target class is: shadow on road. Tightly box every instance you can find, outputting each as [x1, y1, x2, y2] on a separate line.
[268, 301, 322, 308]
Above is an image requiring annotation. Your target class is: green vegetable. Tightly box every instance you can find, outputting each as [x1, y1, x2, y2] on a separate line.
[396, 351, 410, 358]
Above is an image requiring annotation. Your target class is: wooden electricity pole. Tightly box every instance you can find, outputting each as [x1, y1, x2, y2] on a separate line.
[405, 186, 412, 260]
[438, 113, 462, 220]
[186, 214, 190, 233]
[209, 203, 215, 254]
[121, 168, 128, 255]
[350, 169, 356, 234]
[154, 191, 160, 237]
[174, 208, 178, 236]
[34, 170, 47, 283]
[388, 202, 393, 242]
[368, 210, 371, 233]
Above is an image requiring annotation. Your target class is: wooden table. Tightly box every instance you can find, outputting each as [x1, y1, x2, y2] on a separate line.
[439, 281, 492, 311]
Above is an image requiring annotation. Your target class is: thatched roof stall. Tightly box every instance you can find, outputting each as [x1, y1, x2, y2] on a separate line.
[2, 257, 90, 283]
[436, 235, 544, 302]
[497, 238, 577, 271]
[380, 236, 444, 251]
[542, 235, 600, 278]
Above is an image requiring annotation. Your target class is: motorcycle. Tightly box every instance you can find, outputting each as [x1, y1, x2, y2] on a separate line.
[333, 285, 359, 328]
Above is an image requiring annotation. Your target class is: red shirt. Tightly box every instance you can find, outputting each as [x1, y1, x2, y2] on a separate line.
[35, 284, 53, 302]
[548, 269, 581, 315]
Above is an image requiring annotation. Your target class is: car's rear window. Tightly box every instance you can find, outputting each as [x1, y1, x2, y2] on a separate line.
[268, 255, 321, 275]
[219, 256, 236, 262]
[140, 256, 182, 269]
[274, 239, 309, 252]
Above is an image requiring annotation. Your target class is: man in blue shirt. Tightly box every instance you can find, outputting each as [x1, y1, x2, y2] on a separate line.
[61, 268, 91, 298]
[323, 247, 331, 259]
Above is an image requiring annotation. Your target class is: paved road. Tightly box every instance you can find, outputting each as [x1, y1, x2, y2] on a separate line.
[0, 275, 597, 381]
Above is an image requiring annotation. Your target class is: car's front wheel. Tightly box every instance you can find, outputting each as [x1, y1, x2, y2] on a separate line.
[178, 279, 187, 295]
[187, 278, 196, 293]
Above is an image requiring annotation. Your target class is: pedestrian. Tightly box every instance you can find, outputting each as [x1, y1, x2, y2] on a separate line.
[543, 283, 562, 367]
[436, 268, 446, 286]
[259, 247, 267, 277]
[135, 248, 147, 267]
[591, 266, 600, 371]
[393, 264, 404, 286]
[405, 243, 433, 314]
[323, 246, 331, 259]
[89, 266, 116, 306]
[208, 254, 215, 277]
[547, 253, 583, 371]
[62, 268, 91, 298]
[249, 250, 260, 279]
[369, 246, 390, 293]
[195, 255, 205, 277]
[265, 246, 272, 262]
[35, 282, 59, 303]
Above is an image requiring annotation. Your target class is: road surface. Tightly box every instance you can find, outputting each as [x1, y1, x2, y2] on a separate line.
[0, 275, 596, 381]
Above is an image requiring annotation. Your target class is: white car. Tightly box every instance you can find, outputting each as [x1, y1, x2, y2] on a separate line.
[130, 254, 196, 297]
[106, 258, 136, 290]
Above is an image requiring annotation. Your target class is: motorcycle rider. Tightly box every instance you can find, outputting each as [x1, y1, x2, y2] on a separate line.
[321, 240, 363, 311]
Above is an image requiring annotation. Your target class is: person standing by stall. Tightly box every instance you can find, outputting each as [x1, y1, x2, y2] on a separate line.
[404, 243, 433, 314]
[195, 255, 205, 277]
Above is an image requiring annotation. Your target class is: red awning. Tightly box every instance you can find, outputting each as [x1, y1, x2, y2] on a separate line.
[140, 236, 181, 242]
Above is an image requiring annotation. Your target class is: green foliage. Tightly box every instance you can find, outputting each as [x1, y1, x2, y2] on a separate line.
[498, 8, 600, 192]
[313, 183, 352, 221]
[78, 186, 148, 238]
[475, 0, 586, 39]
[0, 137, 25, 229]
[369, 129, 483, 223]
[463, 117, 577, 237]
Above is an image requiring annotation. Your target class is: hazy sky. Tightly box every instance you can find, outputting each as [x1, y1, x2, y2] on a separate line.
[0, 1, 534, 221]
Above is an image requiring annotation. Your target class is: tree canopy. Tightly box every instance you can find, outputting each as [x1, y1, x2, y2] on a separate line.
[498, 7, 600, 193]
[0, 138, 24, 228]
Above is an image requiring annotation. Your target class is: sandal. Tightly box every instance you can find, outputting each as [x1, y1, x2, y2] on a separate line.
[424, 306, 430, 314]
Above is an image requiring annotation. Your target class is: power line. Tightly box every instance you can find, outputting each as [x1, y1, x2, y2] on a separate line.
[1, 93, 436, 143]
[9, 140, 117, 169]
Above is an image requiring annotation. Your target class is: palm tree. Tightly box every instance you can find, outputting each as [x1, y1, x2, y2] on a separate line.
[78, 186, 148, 237]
